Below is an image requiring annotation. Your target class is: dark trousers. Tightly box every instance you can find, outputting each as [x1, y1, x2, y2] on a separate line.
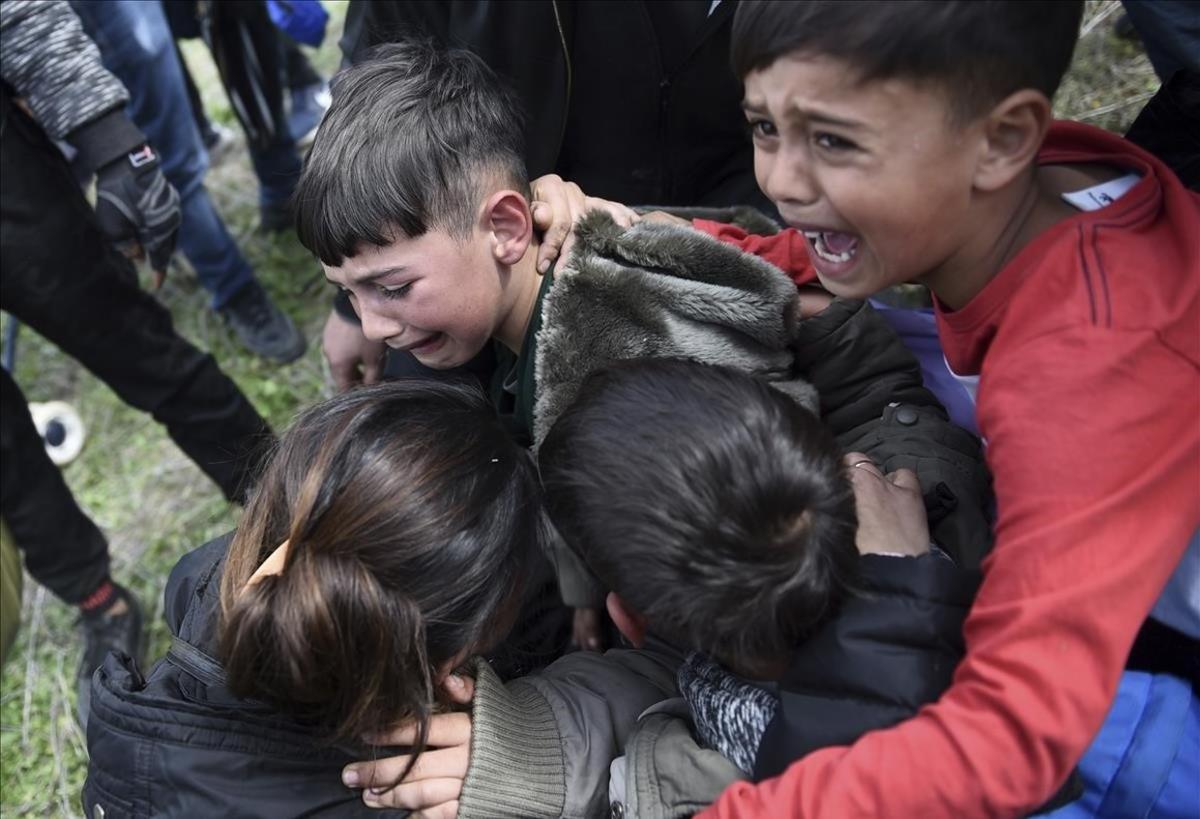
[0, 96, 272, 603]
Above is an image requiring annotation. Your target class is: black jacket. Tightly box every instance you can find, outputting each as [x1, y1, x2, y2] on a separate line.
[83, 535, 569, 818]
[341, 0, 771, 212]
[754, 554, 979, 779]
[753, 299, 993, 780]
[84, 536, 407, 818]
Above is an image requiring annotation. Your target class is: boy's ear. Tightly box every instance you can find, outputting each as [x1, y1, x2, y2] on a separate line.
[973, 89, 1053, 193]
[606, 592, 647, 648]
[483, 190, 534, 266]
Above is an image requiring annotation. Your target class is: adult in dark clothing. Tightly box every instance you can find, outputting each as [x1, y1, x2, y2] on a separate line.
[328, 0, 772, 391]
[0, 0, 272, 727]
[341, 0, 763, 210]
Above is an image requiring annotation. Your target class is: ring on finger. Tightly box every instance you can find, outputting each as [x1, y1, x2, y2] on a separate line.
[852, 459, 885, 478]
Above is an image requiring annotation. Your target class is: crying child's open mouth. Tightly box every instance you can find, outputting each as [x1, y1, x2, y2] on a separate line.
[803, 230, 860, 264]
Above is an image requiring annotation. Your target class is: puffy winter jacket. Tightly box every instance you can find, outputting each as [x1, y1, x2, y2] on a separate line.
[83, 536, 406, 818]
[83, 534, 570, 818]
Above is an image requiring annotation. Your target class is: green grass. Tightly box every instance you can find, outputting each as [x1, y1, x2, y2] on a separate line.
[0, 1, 1157, 814]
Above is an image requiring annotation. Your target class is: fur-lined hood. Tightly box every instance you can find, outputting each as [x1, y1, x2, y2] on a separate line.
[533, 211, 817, 446]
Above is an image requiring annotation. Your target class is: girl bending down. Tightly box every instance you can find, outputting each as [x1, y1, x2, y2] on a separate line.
[83, 381, 568, 817]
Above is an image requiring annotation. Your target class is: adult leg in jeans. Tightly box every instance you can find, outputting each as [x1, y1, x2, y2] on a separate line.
[284, 37, 323, 89]
[70, 0, 305, 362]
[281, 35, 330, 147]
[0, 96, 273, 504]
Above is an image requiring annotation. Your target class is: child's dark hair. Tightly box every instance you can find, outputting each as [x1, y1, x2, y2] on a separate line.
[538, 359, 859, 678]
[218, 381, 543, 756]
[294, 38, 529, 266]
[732, 1, 1084, 121]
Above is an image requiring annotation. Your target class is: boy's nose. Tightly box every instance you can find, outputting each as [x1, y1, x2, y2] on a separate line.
[359, 308, 403, 343]
[763, 146, 819, 208]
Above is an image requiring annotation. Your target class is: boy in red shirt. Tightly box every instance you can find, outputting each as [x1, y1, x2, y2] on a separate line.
[685, 1, 1199, 816]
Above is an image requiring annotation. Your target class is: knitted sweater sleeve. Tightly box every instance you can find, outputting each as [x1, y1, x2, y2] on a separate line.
[0, 0, 128, 139]
[459, 648, 681, 819]
[457, 661, 566, 819]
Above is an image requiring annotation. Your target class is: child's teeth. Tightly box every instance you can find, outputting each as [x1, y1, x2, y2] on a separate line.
[805, 230, 857, 264]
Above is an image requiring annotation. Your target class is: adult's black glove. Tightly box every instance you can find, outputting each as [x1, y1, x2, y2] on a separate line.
[65, 109, 182, 287]
[94, 144, 181, 286]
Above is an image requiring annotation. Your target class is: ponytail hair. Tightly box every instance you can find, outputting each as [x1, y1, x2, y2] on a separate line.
[218, 381, 543, 748]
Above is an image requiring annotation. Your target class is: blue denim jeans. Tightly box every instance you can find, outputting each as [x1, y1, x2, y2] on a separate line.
[71, 0, 254, 309]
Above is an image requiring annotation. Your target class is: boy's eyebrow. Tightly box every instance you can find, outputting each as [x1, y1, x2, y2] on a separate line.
[344, 266, 408, 285]
[741, 100, 867, 132]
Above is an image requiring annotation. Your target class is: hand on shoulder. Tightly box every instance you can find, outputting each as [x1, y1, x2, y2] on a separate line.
[530, 174, 642, 273]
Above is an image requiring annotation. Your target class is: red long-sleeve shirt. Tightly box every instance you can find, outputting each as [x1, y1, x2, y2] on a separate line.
[695, 122, 1200, 818]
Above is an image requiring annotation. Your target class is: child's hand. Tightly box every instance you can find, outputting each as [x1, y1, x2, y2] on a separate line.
[530, 174, 640, 274]
[844, 452, 931, 557]
[344, 711, 472, 815]
[323, 309, 386, 392]
[343, 674, 475, 815]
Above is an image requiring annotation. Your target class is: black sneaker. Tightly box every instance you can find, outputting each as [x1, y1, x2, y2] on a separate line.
[76, 585, 142, 731]
[218, 282, 306, 363]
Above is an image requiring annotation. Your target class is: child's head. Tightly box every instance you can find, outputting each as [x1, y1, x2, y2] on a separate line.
[538, 359, 858, 679]
[730, 1, 1084, 304]
[295, 39, 539, 367]
[219, 381, 544, 745]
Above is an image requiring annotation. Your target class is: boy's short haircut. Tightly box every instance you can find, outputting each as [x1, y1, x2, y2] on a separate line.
[731, 1, 1084, 121]
[294, 39, 529, 266]
[538, 359, 859, 678]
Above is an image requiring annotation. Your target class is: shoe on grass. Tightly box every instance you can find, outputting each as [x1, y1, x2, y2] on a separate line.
[76, 584, 142, 731]
[219, 281, 306, 363]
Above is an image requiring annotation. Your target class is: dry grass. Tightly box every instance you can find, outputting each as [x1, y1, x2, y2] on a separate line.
[0, 1, 1160, 814]
[1055, 0, 1160, 132]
